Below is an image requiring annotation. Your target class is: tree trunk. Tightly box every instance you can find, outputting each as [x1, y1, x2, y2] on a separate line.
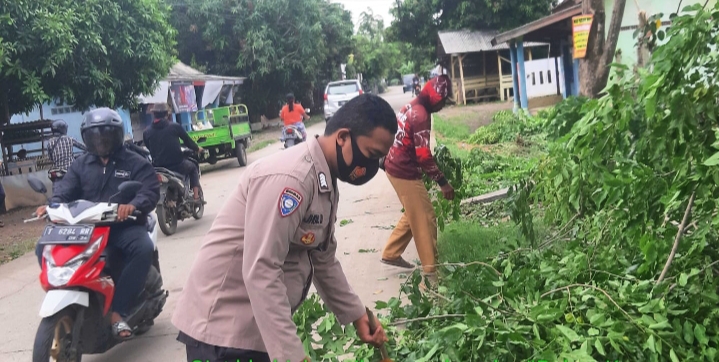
[579, 0, 627, 98]
[0, 89, 9, 125]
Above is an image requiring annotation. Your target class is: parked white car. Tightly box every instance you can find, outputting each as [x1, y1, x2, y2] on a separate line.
[323, 80, 363, 121]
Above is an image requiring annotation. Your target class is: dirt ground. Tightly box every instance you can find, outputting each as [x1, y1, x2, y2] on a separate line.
[0, 206, 44, 264]
[441, 95, 562, 132]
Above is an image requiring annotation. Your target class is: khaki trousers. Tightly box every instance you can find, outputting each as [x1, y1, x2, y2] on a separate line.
[382, 173, 438, 273]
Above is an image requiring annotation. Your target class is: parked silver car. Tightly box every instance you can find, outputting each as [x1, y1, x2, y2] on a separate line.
[323, 80, 363, 121]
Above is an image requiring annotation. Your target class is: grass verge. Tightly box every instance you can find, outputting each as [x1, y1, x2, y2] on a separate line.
[247, 139, 274, 153]
[433, 107, 553, 263]
[0, 238, 36, 265]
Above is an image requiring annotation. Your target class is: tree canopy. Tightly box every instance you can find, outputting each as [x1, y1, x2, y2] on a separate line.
[346, 9, 407, 89]
[172, 0, 355, 119]
[388, 0, 556, 67]
[0, 0, 177, 123]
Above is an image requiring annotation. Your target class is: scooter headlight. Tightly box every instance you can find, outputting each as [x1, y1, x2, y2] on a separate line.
[46, 237, 103, 287]
[47, 264, 80, 287]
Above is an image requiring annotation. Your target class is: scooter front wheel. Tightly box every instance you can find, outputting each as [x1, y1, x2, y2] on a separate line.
[32, 307, 82, 362]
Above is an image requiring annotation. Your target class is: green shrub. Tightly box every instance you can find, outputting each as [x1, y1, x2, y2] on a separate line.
[467, 110, 544, 145]
[433, 114, 472, 141]
[542, 96, 595, 140]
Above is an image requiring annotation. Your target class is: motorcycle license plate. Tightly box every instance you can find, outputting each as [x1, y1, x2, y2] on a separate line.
[38, 225, 95, 245]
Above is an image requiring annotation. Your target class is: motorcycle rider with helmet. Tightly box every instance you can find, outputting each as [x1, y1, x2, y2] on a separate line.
[34, 108, 161, 340]
[280, 93, 310, 139]
[412, 73, 421, 95]
[143, 103, 204, 203]
[46, 120, 87, 190]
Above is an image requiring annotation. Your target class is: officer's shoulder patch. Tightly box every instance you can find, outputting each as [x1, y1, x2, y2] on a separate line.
[318, 172, 329, 190]
[278, 188, 303, 217]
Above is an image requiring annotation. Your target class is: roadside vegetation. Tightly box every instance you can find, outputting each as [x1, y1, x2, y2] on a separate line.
[294, 4, 719, 361]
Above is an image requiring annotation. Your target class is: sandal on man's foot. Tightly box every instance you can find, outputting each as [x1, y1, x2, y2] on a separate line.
[112, 320, 133, 341]
[380, 256, 415, 269]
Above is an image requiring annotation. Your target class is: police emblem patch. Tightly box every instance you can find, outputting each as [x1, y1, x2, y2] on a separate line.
[301, 232, 316, 245]
[279, 188, 303, 217]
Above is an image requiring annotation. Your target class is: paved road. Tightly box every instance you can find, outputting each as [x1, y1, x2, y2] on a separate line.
[0, 86, 420, 361]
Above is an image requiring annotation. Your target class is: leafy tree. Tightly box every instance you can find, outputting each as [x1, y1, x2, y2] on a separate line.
[350, 9, 407, 92]
[172, 0, 355, 119]
[0, 0, 177, 123]
[388, 0, 556, 67]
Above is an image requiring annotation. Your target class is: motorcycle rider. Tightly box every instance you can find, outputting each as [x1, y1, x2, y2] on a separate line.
[35, 108, 160, 340]
[47, 120, 87, 170]
[143, 103, 204, 202]
[412, 73, 421, 95]
[280, 92, 310, 139]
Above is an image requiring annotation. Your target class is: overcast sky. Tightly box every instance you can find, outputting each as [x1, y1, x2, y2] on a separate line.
[330, 0, 396, 31]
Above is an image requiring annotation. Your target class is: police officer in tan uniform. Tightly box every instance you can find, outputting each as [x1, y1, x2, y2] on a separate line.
[171, 94, 398, 362]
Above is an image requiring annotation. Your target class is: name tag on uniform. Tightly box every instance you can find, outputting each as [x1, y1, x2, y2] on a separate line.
[115, 170, 131, 179]
[302, 214, 324, 225]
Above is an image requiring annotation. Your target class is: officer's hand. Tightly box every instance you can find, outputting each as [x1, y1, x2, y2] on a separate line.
[198, 147, 204, 153]
[353, 313, 388, 347]
[117, 204, 136, 221]
[440, 183, 455, 201]
[35, 205, 48, 217]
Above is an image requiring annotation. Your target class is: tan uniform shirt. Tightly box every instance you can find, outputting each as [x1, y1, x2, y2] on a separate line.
[171, 136, 366, 361]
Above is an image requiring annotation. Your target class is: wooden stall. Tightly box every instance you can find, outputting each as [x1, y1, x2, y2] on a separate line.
[437, 30, 548, 105]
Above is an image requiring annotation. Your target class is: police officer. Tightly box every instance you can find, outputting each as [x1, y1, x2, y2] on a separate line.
[171, 94, 398, 362]
[35, 108, 160, 340]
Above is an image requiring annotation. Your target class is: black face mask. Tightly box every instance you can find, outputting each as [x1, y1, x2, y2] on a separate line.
[336, 133, 379, 185]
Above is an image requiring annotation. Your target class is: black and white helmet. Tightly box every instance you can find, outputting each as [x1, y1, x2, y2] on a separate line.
[51, 120, 68, 136]
[80, 108, 125, 157]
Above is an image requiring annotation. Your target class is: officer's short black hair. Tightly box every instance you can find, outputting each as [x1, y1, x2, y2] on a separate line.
[324, 94, 398, 137]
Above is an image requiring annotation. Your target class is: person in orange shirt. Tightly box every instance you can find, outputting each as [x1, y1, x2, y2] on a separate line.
[280, 93, 310, 139]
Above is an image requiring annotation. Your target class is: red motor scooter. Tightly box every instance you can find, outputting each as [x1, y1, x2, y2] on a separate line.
[25, 177, 167, 362]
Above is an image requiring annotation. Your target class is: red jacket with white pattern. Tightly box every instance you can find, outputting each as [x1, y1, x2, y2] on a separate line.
[383, 100, 447, 186]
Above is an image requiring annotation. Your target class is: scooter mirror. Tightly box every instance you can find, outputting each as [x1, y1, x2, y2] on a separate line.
[305, 108, 311, 114]
[28, 177, 48, 195]
[118, 181, 143, 196]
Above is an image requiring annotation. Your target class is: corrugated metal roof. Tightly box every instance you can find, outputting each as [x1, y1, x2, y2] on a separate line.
[438, 29, 548, 55]
[491, 5, 582, 45]
[0, 119, 53, 132]
[163, 62, 246, 83]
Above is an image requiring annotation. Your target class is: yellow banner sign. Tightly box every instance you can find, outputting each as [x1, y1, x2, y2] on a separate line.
[572, 15, 594, 59]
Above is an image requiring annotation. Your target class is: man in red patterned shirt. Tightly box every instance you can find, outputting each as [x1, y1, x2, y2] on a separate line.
[379, 75, 454, 288]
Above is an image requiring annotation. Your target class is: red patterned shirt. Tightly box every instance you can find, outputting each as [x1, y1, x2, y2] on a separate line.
[384, 100, 447, 186]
